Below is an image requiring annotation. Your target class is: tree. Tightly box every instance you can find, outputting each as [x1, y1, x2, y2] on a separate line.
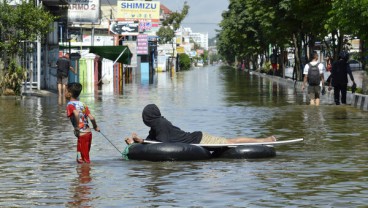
[217, 0, 368, 90]
[156, 2, 189, 71]
[0, 0, 54, 95]
[326, 0, 368, 71]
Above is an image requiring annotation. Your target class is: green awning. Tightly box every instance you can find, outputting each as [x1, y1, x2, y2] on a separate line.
[89, 46, 132, 65]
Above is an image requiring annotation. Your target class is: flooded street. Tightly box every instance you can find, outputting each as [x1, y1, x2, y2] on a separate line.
[1, 65, 367, 207]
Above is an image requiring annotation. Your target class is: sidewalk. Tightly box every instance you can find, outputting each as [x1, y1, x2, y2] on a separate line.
[255, 71, 368, 111]
[22, 89, 57, 97]
[1, 89, 57, 99]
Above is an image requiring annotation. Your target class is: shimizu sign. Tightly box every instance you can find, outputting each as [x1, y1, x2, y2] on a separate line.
[116, 1, 160, 20]
[68, 0, 100, 24]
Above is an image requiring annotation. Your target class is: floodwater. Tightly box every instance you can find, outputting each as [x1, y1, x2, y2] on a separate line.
[1, 65, 367, 207]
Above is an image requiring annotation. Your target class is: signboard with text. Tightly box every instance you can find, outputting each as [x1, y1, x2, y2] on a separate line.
[137, 34, 148, 55]
[68, 0, 100, 24]
[117, 1, 160, 20]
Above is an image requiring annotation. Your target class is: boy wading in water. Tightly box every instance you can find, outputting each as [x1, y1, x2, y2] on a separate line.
[66, 82, 100, 163]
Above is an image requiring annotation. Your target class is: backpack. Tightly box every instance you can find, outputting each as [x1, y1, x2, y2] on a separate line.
[307, 63, 320, 86]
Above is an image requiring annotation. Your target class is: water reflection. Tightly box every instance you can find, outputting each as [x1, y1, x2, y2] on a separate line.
[68, 164, 93, 207]
[1, 65, 368, 207]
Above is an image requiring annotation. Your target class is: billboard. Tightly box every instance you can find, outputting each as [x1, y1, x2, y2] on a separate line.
[110, 21, 139, 35]
[68, 0, 100, 24]
[117, 1, 160, 20]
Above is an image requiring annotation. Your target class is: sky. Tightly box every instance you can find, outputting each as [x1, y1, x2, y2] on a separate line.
[159, 0, 229, 38]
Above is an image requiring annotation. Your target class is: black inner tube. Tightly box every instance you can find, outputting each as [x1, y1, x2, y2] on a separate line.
[125, 143, 212, 161]
[124, 143, 276, 161]
[211, 145, 276, 159]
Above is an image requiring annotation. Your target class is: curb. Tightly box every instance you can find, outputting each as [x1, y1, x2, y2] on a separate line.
[254, 71, 368, 111]
[22, 89, 57, 97]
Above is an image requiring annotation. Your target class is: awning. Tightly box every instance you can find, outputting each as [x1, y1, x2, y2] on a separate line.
[89, 46, 132, 65]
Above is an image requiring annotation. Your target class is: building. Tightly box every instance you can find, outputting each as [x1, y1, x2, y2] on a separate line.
[189, 32, 209, 51]
[18, 0, 210, 93]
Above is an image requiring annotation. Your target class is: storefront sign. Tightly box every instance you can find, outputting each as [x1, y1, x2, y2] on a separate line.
[137, 34, 148, 55]
[117, 1, 160, 20]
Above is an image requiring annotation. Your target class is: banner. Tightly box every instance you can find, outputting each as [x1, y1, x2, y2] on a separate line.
[68, 0, 100, 24]
[110, 21, 139, 35]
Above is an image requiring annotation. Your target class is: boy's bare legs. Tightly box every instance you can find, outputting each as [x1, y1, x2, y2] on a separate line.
[226, 136, 276, 144]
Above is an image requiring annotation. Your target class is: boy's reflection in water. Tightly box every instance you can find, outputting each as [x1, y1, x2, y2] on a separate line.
[68, 164, 93, 207]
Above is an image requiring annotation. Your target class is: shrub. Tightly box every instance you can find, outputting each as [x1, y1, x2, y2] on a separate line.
[0, 60, 27, 96]
[179, 53, 191, 71]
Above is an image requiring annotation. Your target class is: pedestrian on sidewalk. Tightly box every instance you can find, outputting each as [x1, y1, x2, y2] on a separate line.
[328, 51, 356, 105]
[270, 49, 278, 75]
[56, 53, 77, 97]
[302, 51, 325, 106]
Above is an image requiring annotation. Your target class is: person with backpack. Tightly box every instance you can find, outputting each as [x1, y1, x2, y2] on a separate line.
[302, 51, 325, 106]
[328, 51, 355, 105]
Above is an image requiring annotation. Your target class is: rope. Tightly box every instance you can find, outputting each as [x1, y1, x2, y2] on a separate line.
[99, 132, 122, 154]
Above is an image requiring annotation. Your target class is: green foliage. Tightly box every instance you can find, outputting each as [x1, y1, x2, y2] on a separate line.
[209, 53, 221, 64]
[201, 50, 208, 64]
[0, 1, 55, 56]
[0, 0, 54, 95]
[217, 0, 367, 75]
[260, 61, 272, 74]
[0, 60, 27, 96]
[156, 2, 189, 44]
[156, 27, 175, 44]
[179, 53, 191, 70]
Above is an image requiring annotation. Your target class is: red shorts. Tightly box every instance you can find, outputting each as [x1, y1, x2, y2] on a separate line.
[271, 63, 277, 70]
[77, 132, 92, 163]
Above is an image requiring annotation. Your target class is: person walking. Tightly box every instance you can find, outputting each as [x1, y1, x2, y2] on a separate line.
[270, 49, 278, 75]
[302, 51, 325, 106]
[328, 51, 356, 105]
[56, 53, 77, 97]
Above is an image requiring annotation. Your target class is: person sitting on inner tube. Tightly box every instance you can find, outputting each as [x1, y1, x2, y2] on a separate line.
[125, 104, 276, 145]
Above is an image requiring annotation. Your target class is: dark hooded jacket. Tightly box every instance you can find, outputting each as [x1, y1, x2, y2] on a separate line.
[142, 104, 202, 144]
[331, 59, 354, 86]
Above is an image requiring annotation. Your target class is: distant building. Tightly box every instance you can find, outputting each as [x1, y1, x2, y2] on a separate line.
[179, 27, 209, 51]
[189, 32, 209, 51]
